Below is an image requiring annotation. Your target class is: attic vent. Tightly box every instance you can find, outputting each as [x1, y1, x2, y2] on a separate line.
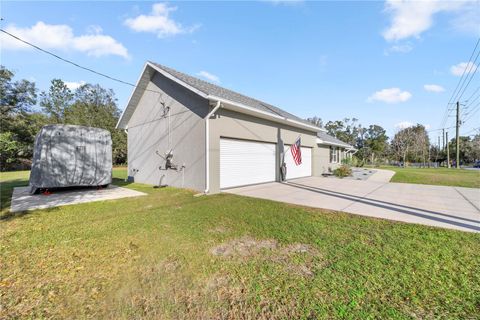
[76, 146, 86, 152]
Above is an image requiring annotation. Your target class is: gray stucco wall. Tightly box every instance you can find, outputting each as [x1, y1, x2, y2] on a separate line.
[127, 71, 208, 191]
[316, 144, 349, 173]
[208, 108, 320, 193]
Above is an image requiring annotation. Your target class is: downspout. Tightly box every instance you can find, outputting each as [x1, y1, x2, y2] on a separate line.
[204, 101, 222, 194]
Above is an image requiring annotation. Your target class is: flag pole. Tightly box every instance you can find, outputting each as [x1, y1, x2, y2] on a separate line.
[283, 134, 302, 153]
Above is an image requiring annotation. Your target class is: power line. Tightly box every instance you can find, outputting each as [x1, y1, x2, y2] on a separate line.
[464, 94, 480, 114]
[464, 86, 480, 105]
[439, 38, 480, 129]
[0, 28, 164, 97]
[462, 102, 480, 124]
[462, 127, 480, 136]
[455, 50, 480, 101]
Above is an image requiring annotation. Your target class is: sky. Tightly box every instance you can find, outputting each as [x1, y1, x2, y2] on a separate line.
[1, 0, 479, 141]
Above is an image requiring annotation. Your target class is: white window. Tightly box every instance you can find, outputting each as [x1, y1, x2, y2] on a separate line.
[330, 146, 338, 163]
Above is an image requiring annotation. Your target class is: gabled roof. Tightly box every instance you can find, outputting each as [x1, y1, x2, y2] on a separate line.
[116, 62, 323, 132]
[317, 131, 355, 149]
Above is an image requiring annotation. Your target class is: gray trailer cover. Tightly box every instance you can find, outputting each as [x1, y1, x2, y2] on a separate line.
[29, 125, 112, 192]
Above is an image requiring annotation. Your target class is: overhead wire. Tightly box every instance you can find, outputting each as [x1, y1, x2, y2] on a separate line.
[439, 38, 480, 129]
[0, 28, 166, 97]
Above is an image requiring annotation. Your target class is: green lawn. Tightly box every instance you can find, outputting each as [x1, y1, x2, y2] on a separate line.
[1, 169, 479, 319]
[378, 166, 480, 188]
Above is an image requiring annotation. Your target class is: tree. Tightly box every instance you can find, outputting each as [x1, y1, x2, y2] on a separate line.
[40, 79, 73, 123]
[0, 66, 37, 133]
[66, 84, 127, 164]
[391, 124, 430, 164]
[306, 116, 323, 128]
[449, 136, 478, 165]
[0, 132, 21, 169]
[324, 118, 362, 147]
[0, 66, 44, 170]
[363, 125, 388, 163]
[465, 134, 480, 163]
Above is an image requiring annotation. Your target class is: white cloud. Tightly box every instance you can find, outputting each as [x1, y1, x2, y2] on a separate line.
[382, 0, 469, 41]
[395, 121, 414, 129]
[450, 61, 478, 76]
[367, 88, 412, 104]
[394, 121, 430, 130]
[384, 43, 413, 55]
[196, 71, 220, 83]
[124, 3, 199, 38]
[0, 21, 129, 58]
[424, 84, 445, 93]
[450, 2, 480, 35]
[64, 81, 86, 90]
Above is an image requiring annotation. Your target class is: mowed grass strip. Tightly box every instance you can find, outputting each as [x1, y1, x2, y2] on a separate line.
[0, 169, 479, 319]
[380, 166, 480, 188]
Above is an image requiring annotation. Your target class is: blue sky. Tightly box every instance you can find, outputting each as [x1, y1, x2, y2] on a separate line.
[1, 1, 479, 141]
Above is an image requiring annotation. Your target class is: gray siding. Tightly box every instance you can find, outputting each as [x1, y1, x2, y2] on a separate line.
[127, 72, 208, 191]
[209, 108, 321, 193]
[317, 145, 349, 173]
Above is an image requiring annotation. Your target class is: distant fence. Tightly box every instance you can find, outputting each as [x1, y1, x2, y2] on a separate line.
[389, 161, 439, 168]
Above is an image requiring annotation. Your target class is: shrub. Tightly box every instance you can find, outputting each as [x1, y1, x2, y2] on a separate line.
[333, 164, 352, 178]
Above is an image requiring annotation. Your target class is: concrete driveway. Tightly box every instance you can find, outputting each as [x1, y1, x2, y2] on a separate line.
[225, 172, 480, 233]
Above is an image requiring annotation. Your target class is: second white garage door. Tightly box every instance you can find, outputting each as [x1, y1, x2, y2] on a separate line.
[220, 138, 276, 189]
[284, 146, 312, 179]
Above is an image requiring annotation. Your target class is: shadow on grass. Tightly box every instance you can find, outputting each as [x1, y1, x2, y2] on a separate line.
[1, 178, 29, 213]
[112, 177, 134, 187]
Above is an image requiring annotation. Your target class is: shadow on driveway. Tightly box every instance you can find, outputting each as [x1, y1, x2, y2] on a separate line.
[285, 182, 480, 232]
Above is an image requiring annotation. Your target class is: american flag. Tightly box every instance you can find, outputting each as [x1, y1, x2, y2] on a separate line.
[291, 137, 302, 165]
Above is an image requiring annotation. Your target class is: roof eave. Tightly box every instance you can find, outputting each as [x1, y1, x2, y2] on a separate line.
[116, 62, 151, 129]
[316, 137, 353, 149]
[208, 95, 323, 133]
[117, 61, 326, 133]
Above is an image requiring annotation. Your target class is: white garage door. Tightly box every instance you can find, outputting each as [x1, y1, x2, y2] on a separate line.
[220, 138, 276, 189]
[284, 146, 312, 180]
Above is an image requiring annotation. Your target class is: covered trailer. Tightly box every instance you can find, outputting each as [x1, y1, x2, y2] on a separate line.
[29, 125, 112, 194]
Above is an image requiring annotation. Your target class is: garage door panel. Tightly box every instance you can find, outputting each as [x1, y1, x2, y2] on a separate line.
[220, 138, 276, 189]
[285, 146, 312, 179]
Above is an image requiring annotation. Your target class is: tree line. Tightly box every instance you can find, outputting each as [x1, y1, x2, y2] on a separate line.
[307, 117, 480, 166]
[0, 66, 126, 171]
[1, 65, 478, 171]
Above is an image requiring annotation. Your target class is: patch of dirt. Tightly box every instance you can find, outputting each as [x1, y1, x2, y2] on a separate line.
[281, 243, 315, 255]
[211, 238, 321, 278]
[205, 273, 230, 291]
[210, 236, 278, 257]
[208, 226, 230, 234]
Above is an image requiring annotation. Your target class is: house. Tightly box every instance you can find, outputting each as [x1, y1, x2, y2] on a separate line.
[116, 62, 355, 193]
[317, 131, 356, 173]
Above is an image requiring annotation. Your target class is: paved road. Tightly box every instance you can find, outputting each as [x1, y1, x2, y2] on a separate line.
[225, 174, 480, 233]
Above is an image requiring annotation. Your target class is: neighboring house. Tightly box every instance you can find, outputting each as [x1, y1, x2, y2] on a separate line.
[116, 62, 353, 193]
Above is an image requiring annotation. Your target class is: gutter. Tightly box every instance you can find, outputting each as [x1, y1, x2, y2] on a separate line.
[209, 95, 324, 133]
[204, 100, 222, 194]
[316, 138, 351, 149]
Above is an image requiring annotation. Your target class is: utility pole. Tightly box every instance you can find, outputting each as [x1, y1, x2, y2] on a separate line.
[446, 131, 450, 168]
[442, 128, 445, 151]
[455, 101, 460, 169]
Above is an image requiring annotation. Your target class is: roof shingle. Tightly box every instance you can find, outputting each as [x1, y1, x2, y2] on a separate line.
[317, 131, 354, 149]
[150, 62, 315, 128]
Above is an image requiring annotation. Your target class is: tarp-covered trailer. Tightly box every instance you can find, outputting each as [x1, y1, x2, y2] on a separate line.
[29, 124, 112, 194]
